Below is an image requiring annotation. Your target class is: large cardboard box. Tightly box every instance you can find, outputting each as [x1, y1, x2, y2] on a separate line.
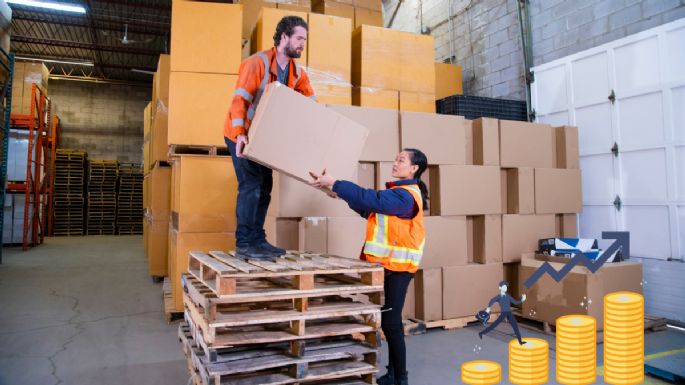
[520, 253, 643, 330]
[435, 63, 463, 100]
[472, 215, 503, 264]
[327, 217, 366, 259]
[245, 83, 368, 183]
[421, 216, 468, 268]
[352, 87, 398, 110]
[430, 166, 502, 216]
[269, 172, 355, 217]
[147, 218, 169, 277]
[145, 163, 172, 221]
[442, 263, 504, 319]
[398, 33, 435, 94]
[556, 214, 578, 237]
[265, 216, 300, 250]
[534, 168, 582, 214]
[313, 85, 352, 105]
[312, 0, 355, 20]
[415, 268, 442, 321]
[170, 1, 242, 74]
[143, 102, 152, 172]
[308, 13, 352, 105]
[299, 217, 328, 253]
[472, 118, 499, 166]
[328, 105, 399, 162]
[150, 108, 169, 168]
[504, 168, 535, 214]
[399, 92, 436, 113]
[168, 72, 237, 147]
[277, 0, 311, 12]
[400, 112, 467, 165]
[501, 214, 556, 263]
[354, 0, 382, 11]
[253, 8, 308, 66]
[499, 120, 555, 168]
[168, 230, 236, 312]
[238, 0, 277, 39]
[503, 262, 521, 305]
[358, 162, 375, 189]
[171, 156, 237, 233]
[354, 8, 382, 28]
[155, 54, 170, 107]
[403, 279, 416, 319]
[555, 126, 580, 169]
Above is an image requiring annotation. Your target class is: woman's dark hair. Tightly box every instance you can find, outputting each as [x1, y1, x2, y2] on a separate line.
[403, 148, 429, 210]
[273, 16, 308, 47]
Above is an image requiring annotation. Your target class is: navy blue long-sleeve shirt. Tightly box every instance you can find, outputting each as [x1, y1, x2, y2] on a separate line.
[331, 179, 420, 219]
[488, 294, 522, 313]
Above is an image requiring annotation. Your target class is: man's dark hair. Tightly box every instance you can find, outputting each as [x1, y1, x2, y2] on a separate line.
[499, 280, 509, 288]
[273, 16, 308, 47]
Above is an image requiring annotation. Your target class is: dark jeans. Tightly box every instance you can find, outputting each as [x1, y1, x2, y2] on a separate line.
[226, 137, 273, 247]
[382, 269, 414, 378]
[480, 311, 523, 343]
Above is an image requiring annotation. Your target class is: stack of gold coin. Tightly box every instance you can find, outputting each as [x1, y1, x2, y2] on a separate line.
[556, 315, 597, 385]
[604, 292, 644, 385]
[461, 360, 501, 385]
[509, 338, 549, 385]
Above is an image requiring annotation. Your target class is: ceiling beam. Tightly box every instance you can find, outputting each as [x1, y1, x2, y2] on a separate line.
[12, 13, 168, 36]
[12, 35, 163, 56]
[11, 8, 170, 29]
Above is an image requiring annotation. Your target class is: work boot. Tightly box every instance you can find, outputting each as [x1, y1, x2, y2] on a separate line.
[395, 371, 409, 385]
[235, 245, 277, 261]
[258, 240, 286, 256]
[377, 364, 395, 385]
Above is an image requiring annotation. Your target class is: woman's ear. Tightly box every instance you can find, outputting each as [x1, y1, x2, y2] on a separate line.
[411, 164, 419, 176]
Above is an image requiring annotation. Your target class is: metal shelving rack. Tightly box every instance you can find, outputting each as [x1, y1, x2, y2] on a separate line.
[0, 49, 13, 263]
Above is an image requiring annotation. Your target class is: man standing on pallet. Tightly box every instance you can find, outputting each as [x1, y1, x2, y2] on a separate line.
[224, 16, 315, 260]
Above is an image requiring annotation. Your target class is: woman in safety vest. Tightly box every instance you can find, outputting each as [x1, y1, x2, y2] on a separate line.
[309, 148, 428, 385]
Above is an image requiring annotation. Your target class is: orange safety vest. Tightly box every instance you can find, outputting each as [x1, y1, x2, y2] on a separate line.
[363, 184, 425, 273]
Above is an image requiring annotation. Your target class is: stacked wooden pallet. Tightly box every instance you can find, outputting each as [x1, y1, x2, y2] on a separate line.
[179, 251, 384, 385]
[53, 149, 87, 236]
[86, 160, 118, 235]
[116, 163, 143, 234]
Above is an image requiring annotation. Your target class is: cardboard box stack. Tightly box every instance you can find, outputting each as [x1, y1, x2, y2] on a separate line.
[11, 61, 49, 116]
[312, 0, 383, 30]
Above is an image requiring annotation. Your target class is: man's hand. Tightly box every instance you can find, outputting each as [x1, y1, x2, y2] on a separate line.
[236, 134, 249, 158]
[309, 169, 336, 189]
[486, 307, 491, 314]
[521, 294, 527, 302]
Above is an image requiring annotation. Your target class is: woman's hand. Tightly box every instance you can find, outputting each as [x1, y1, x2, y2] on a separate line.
[309, 169, 337, 189]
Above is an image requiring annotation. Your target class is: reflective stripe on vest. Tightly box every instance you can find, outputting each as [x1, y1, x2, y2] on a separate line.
[234, 88, 253, 103]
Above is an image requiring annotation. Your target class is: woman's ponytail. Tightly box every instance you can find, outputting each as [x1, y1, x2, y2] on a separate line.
[403, 148, 429, 210]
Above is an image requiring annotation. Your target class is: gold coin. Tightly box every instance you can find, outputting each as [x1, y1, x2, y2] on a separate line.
[461, 378, 501, 385]
[604, 358, 644, 369]
[557, 345, 596, 355]
[604, 343, 644, 353]
[557, 315, 596, 328]
[556, 357, 596, 367]
[510, 338, 549, 350]
[556, 370, 597, 379]
[605, 292, 643, 305]
[556, 330, 596, 341]
[462, 374, 501, 383]
[604, 329, 643, 338]
[604, 314, 644, 324]
[604, 369, 644, 379]
[603, 325, 644, 335]
[509, 358, 549, 368]
[604, 305, 644, 315]
[555, 376, 597, 385]
[509, 374, 548, 384]
[557, 338, 596, 348]
[461, 361, 501, 374]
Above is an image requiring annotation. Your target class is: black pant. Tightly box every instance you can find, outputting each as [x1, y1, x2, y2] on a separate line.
[226, 137, 272, 247]
[480, 311, 523, 343]
[382, 269, 414, 378]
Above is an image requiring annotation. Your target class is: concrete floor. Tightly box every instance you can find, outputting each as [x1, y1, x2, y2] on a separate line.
[0, 236, 682, 385]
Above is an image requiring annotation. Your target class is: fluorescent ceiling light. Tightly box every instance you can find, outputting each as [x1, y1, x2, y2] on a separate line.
[7, 0, 87, 14]
[16, 56, 94, 66]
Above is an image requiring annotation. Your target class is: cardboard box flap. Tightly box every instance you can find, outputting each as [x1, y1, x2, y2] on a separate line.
[245, 82, 369, 183]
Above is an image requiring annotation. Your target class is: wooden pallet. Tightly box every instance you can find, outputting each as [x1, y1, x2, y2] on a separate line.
[403, 314, 498, 336]
[179, 322, 377, 385]
[163, 277, 183, 323]
[188, 251, 384, 301]
[169, 144, 230, 158]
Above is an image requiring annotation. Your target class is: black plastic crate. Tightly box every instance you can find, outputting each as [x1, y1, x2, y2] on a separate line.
[436, 95, 528, 121]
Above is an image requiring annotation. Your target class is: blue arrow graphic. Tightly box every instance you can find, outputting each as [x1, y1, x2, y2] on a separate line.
[523, 231, 630, 289]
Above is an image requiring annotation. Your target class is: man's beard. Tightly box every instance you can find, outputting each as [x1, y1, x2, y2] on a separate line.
[285, 44, 301, 59]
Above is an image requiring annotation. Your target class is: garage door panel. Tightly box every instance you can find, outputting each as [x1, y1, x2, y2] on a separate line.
[666, 25, 685, 83]
[673, 86, 685, 142]
[534, 64, 567, 114]
[620, 148, 668, 202]
[580, 154, 615, 202]
[579, 205, 617, 240]
[572, 52, 609, 106]
[676, 146, 685, 201]
[623, 205, 671, 259]
[678, 206, 685, 259]
[538, 111, 569, 126]
[614, 36, 660, 93]
[617, 92, 665, 148]
[575, 102, 613, 154]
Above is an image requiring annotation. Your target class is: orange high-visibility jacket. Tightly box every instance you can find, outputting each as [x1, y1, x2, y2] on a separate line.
[224, 47, 315, 142]
[363, 184, 425, 273]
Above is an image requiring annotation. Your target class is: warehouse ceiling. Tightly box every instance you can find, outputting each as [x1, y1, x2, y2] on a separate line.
[9, 0, 172, 84]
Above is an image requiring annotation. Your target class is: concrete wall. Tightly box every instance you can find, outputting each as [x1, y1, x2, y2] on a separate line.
[49, 80, 150, 164]
[384, 0, 685, 100]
